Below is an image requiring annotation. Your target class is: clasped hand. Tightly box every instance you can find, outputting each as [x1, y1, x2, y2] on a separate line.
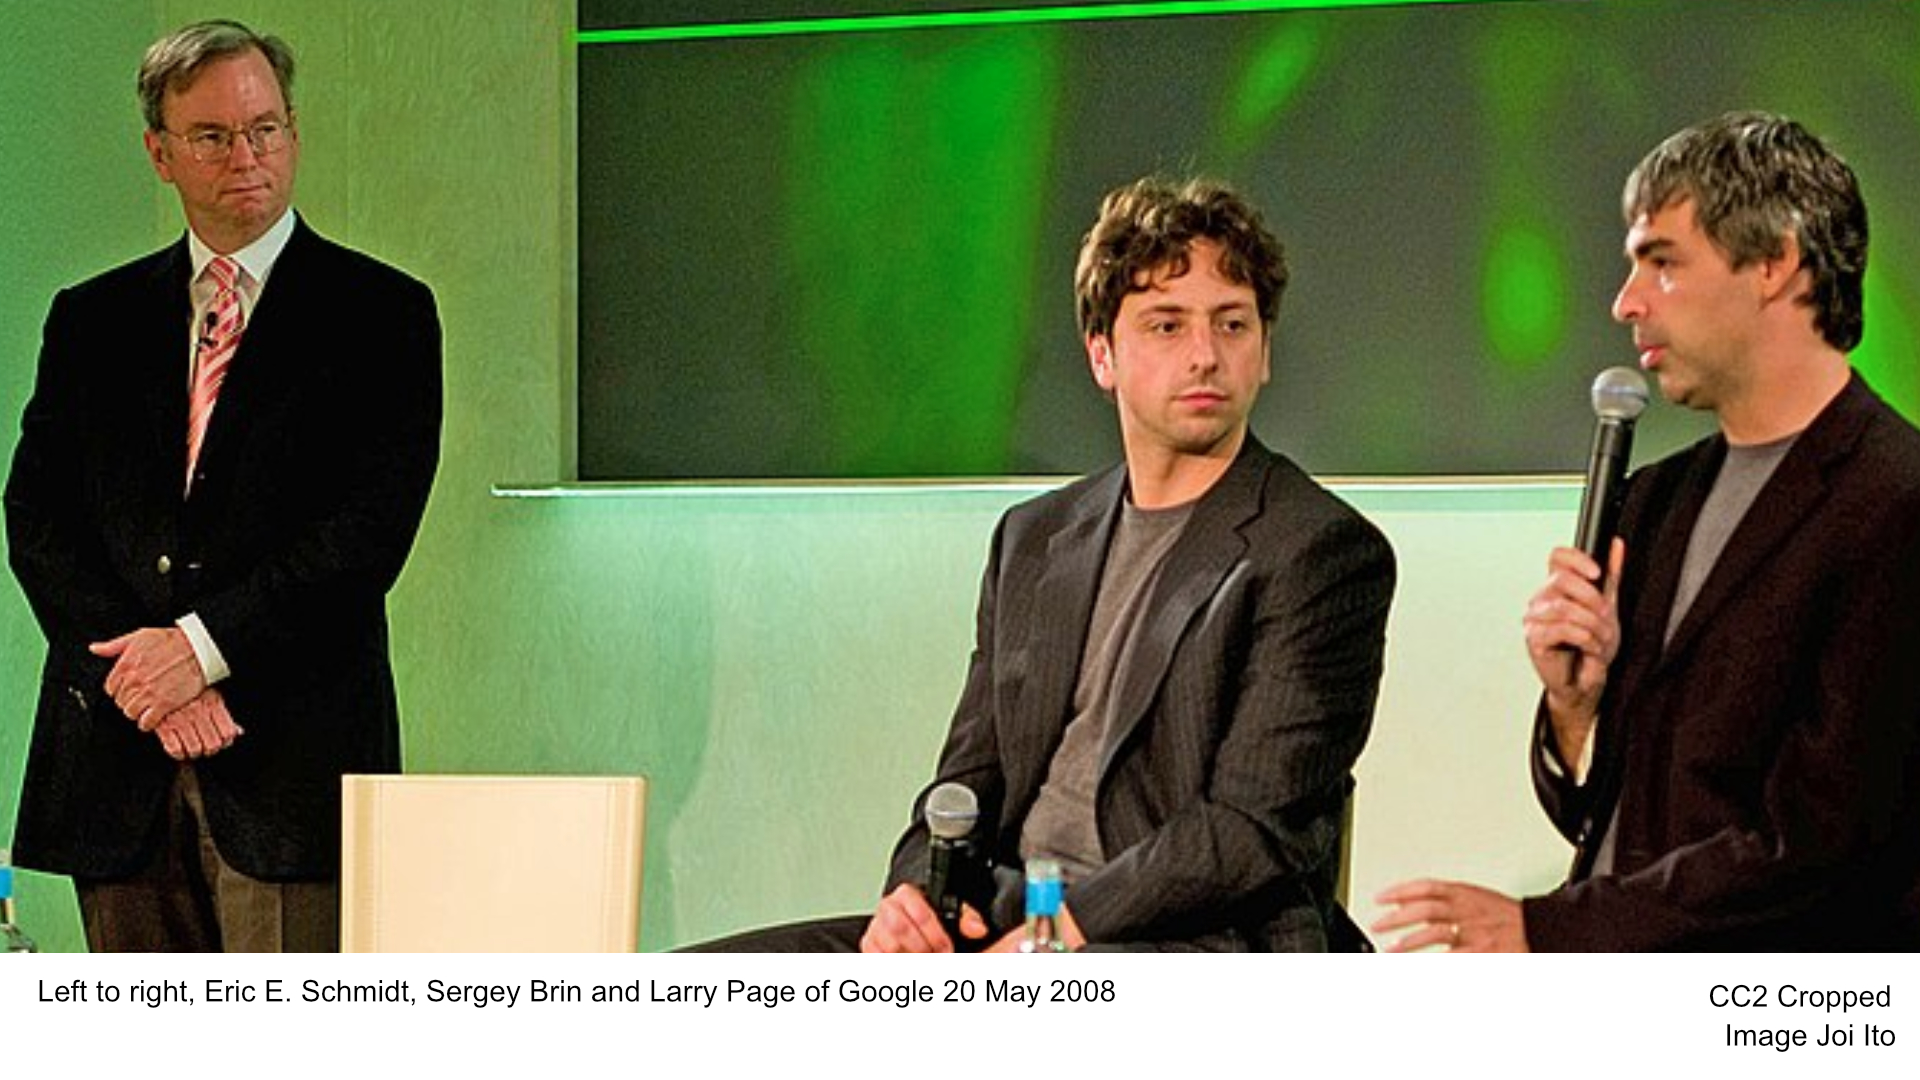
[147, 686, 244, 760]
[92, 626, 206, 725]
[91, 627, 240, 759]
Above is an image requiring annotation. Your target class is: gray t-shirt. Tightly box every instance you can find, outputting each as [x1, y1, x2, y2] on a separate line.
[1019, 496, 1193, 880]
[1665, 435, 1798, 642]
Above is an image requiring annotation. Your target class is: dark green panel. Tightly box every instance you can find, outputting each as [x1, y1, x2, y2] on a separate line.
[578, 0, 1920, 479]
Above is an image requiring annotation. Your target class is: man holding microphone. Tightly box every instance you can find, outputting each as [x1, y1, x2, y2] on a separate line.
[1376, 112, 1920, 951]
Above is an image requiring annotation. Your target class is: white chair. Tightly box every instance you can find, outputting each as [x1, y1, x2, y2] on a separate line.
[340, 774, 647, 952]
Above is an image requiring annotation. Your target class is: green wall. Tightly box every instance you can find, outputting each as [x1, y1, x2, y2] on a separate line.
[1, 3, 168, 953]
[0, 0, 580, 951]
[2, 1, 1577, 953]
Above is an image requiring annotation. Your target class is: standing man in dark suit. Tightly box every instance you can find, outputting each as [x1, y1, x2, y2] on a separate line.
[3, 19, 441, 951]
[701, 177, 1394, 952]
[1375, 112, 1920, 951]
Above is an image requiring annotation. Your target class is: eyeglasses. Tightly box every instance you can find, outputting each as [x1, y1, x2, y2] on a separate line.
[163, 120, 292, 164]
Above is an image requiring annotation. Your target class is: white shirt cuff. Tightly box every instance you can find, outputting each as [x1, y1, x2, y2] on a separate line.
[176, 613, 230, 685]
[1539, 721, 1597, 786]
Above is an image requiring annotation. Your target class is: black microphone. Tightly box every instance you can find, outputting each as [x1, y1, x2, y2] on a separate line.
[198, 309, 218, 351]
[922, 781, 979, 943]
[1563, 367, 1649, 689]
[1572, 366, 1651, 575]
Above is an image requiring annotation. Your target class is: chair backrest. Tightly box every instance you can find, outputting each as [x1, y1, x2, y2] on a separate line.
[340, 774, 647, 952]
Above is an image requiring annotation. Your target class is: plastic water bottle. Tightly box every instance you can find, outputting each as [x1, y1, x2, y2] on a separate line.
[1, 848, 38, 953]
[1017, 858, 1068, 953]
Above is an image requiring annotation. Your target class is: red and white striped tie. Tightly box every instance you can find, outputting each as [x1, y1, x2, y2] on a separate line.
[186, 256, 244, 492]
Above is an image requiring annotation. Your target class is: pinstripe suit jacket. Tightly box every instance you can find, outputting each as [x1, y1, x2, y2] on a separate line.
[887, 437, 1395, 950]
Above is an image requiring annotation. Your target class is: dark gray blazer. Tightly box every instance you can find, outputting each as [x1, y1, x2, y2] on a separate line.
[5, 217, 442, 881]
[1525, 373, 1920, 950]
[887, 437, 1395, 950]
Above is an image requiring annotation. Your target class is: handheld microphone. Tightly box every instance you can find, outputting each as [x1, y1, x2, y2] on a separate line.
[1573, 366, 1651, 574]
[923, 782, 979, 942]
[1563, 367, 1648, 687]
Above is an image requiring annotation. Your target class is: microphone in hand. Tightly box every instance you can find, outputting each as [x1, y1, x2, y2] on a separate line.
[1564, 366, 1649, 687]
[923, 781, 983, 948]
[1573, 366, 1650, 571]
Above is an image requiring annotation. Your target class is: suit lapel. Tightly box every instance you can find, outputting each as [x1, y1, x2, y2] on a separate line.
[1013, 466, 1123, 763]
[136, 242, 195, 483]
[1586, 436, 1718, 830]
[1614, 439, 1721, 693]
[1656, 377, 1872, 672]
[1100, 442, 1265, 776]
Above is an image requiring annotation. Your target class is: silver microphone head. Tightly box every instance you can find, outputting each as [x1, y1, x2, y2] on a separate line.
[924, 782, 978, 841]
[1591, 366, 1651, 421]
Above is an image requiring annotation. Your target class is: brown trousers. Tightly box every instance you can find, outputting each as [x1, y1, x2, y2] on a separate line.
[75, 765, 338, 952]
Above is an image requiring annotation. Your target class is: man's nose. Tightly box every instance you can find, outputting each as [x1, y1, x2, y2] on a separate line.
[226, 132, 260, 167]
[1611, 276, 1642, 324]
[1190, 327, 1223, 369]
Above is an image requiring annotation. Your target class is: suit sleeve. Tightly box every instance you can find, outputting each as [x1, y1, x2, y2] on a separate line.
[4, 288, 149, 669]
[1068, 513, 1395, 944]
[1530, 698, 1599, 847]
[1528, 466, 1652, 855]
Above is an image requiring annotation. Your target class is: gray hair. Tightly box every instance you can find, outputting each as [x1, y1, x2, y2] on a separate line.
[138, 19, 295, 132]
[1623, 111, 1867, 352]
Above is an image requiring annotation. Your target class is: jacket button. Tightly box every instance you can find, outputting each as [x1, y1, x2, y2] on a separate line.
[156, 555, 172, 575]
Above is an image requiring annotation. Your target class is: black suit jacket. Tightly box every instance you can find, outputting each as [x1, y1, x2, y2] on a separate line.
[5, 218, 442, 881]
[1524, 374, 1920, 950]
[886, 438, 1395, 950]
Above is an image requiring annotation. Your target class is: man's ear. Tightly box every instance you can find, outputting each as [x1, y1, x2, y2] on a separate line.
[1757, 230, 1808, 305]
[144, 129, 173, 183]
[1087, 334, 1116, 391]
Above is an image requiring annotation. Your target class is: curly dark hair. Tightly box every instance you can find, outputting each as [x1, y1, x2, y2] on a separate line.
[1073, 177, 1288, 340]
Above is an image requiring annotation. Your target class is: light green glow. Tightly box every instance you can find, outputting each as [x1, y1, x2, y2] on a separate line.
[1855, 270, 1920, 421]
[1473, 11, 1566, 150]
[781, 30, 1062, 474]
[1481, 226, 1566, 368]
[579, 1, 1471, 45]
[1472, 8, 1574, 373]
[1219, 21, 1325, 162]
